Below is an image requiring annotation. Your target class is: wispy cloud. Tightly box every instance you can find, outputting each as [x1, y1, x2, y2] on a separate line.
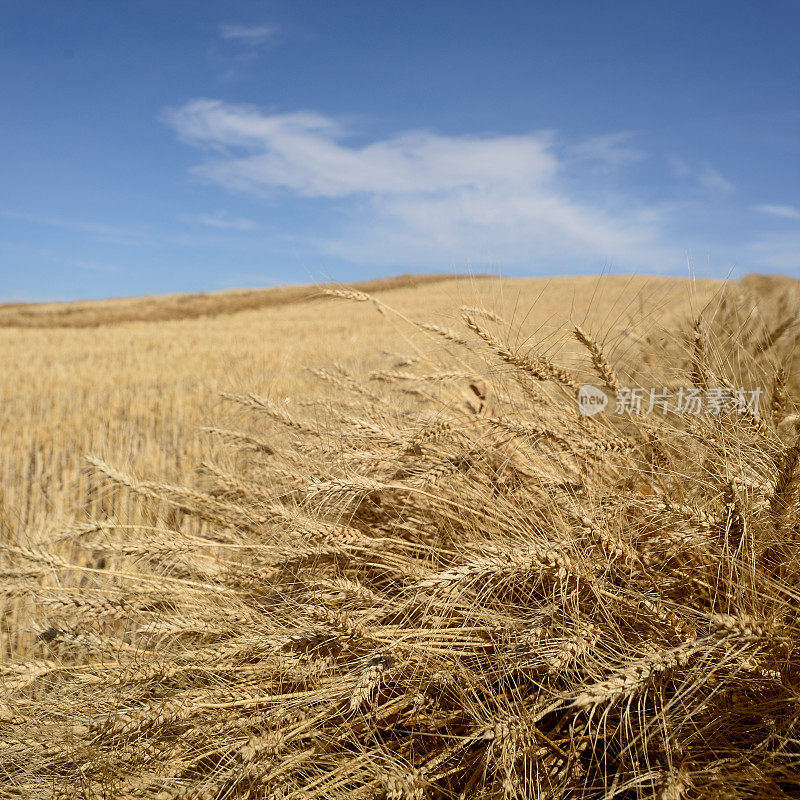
[0, 243, 118, 283]
[220, 24, 278, 47]
[564, 132, 646, 171]
[667, 155, 692, 178]
[0, 209, 152, 246]
[164, 99, 676, 271]
[667, 157, 734, 195]
[697, 165, 734, 195]
[754, 203, 800, 221]
[191, 211, 259, 231]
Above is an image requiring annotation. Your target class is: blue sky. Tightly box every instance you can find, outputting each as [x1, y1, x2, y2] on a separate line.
[1, 0, 799, 301]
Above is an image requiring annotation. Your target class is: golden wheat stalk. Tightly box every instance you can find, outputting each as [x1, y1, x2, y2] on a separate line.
[459, 306, 508, 325]
[6, 284, 800, 799]
[321, 288, 371, 302]
[221, 392, 319, 434]
[770, 368, 789, 425]
[770, 436, 800, 527]
[463, 314, 578, 388]
[322, 287, 386, 315]
[573, 325, 620, 393]
[416, 321, 469, 346]
[689, 317, 709, 389]
[200, 426, 274, 453]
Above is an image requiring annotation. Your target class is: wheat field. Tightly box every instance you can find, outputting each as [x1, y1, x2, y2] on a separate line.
[0, 274, 713, 552]
[3, 272, 800, 798]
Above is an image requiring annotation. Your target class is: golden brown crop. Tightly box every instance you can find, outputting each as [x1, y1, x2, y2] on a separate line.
[2, 273, 799, 799]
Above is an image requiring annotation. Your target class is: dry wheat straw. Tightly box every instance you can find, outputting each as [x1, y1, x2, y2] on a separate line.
[200, 427, 274, 453]
[6, 280, 800, 799]
[415, 321, 469, 346]
[770, 435, 800, 527]
[771, 368, 790, 425]
[689, 317, 709, 389]
[459, 306, 508, 325]
[221, 392, 318, 434]
[322, 288, 371, 302]
[574, 325, 620, 393]
[463, 314, 578, 388]
[370, 369, 473, 383]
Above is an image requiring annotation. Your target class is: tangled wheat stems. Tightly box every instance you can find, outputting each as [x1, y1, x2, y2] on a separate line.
[3, 286, 800, 799]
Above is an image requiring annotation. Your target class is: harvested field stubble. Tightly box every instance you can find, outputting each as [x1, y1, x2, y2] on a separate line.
[3, 274, 800, 798]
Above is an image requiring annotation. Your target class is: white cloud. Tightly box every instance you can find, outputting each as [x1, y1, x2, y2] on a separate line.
[193, 211, 258, 231]
[220, 24, 278, 47]
[163, 100, 681, 270]
[698, 165, 734, 195]
[754, 204, 800, 221]
[564, 132, 646, 171]
[165, 100, 559, 197]
[667, 157, 734, 195]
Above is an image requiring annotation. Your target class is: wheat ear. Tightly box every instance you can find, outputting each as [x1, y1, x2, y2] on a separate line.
[416, 322, 469, 346]
[573, 326, 620, 393]
[463, 314, 577, 388]
[689, 317, 709, 389]
[770, 368, 789, 425]
[770, 436, 800, 529]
